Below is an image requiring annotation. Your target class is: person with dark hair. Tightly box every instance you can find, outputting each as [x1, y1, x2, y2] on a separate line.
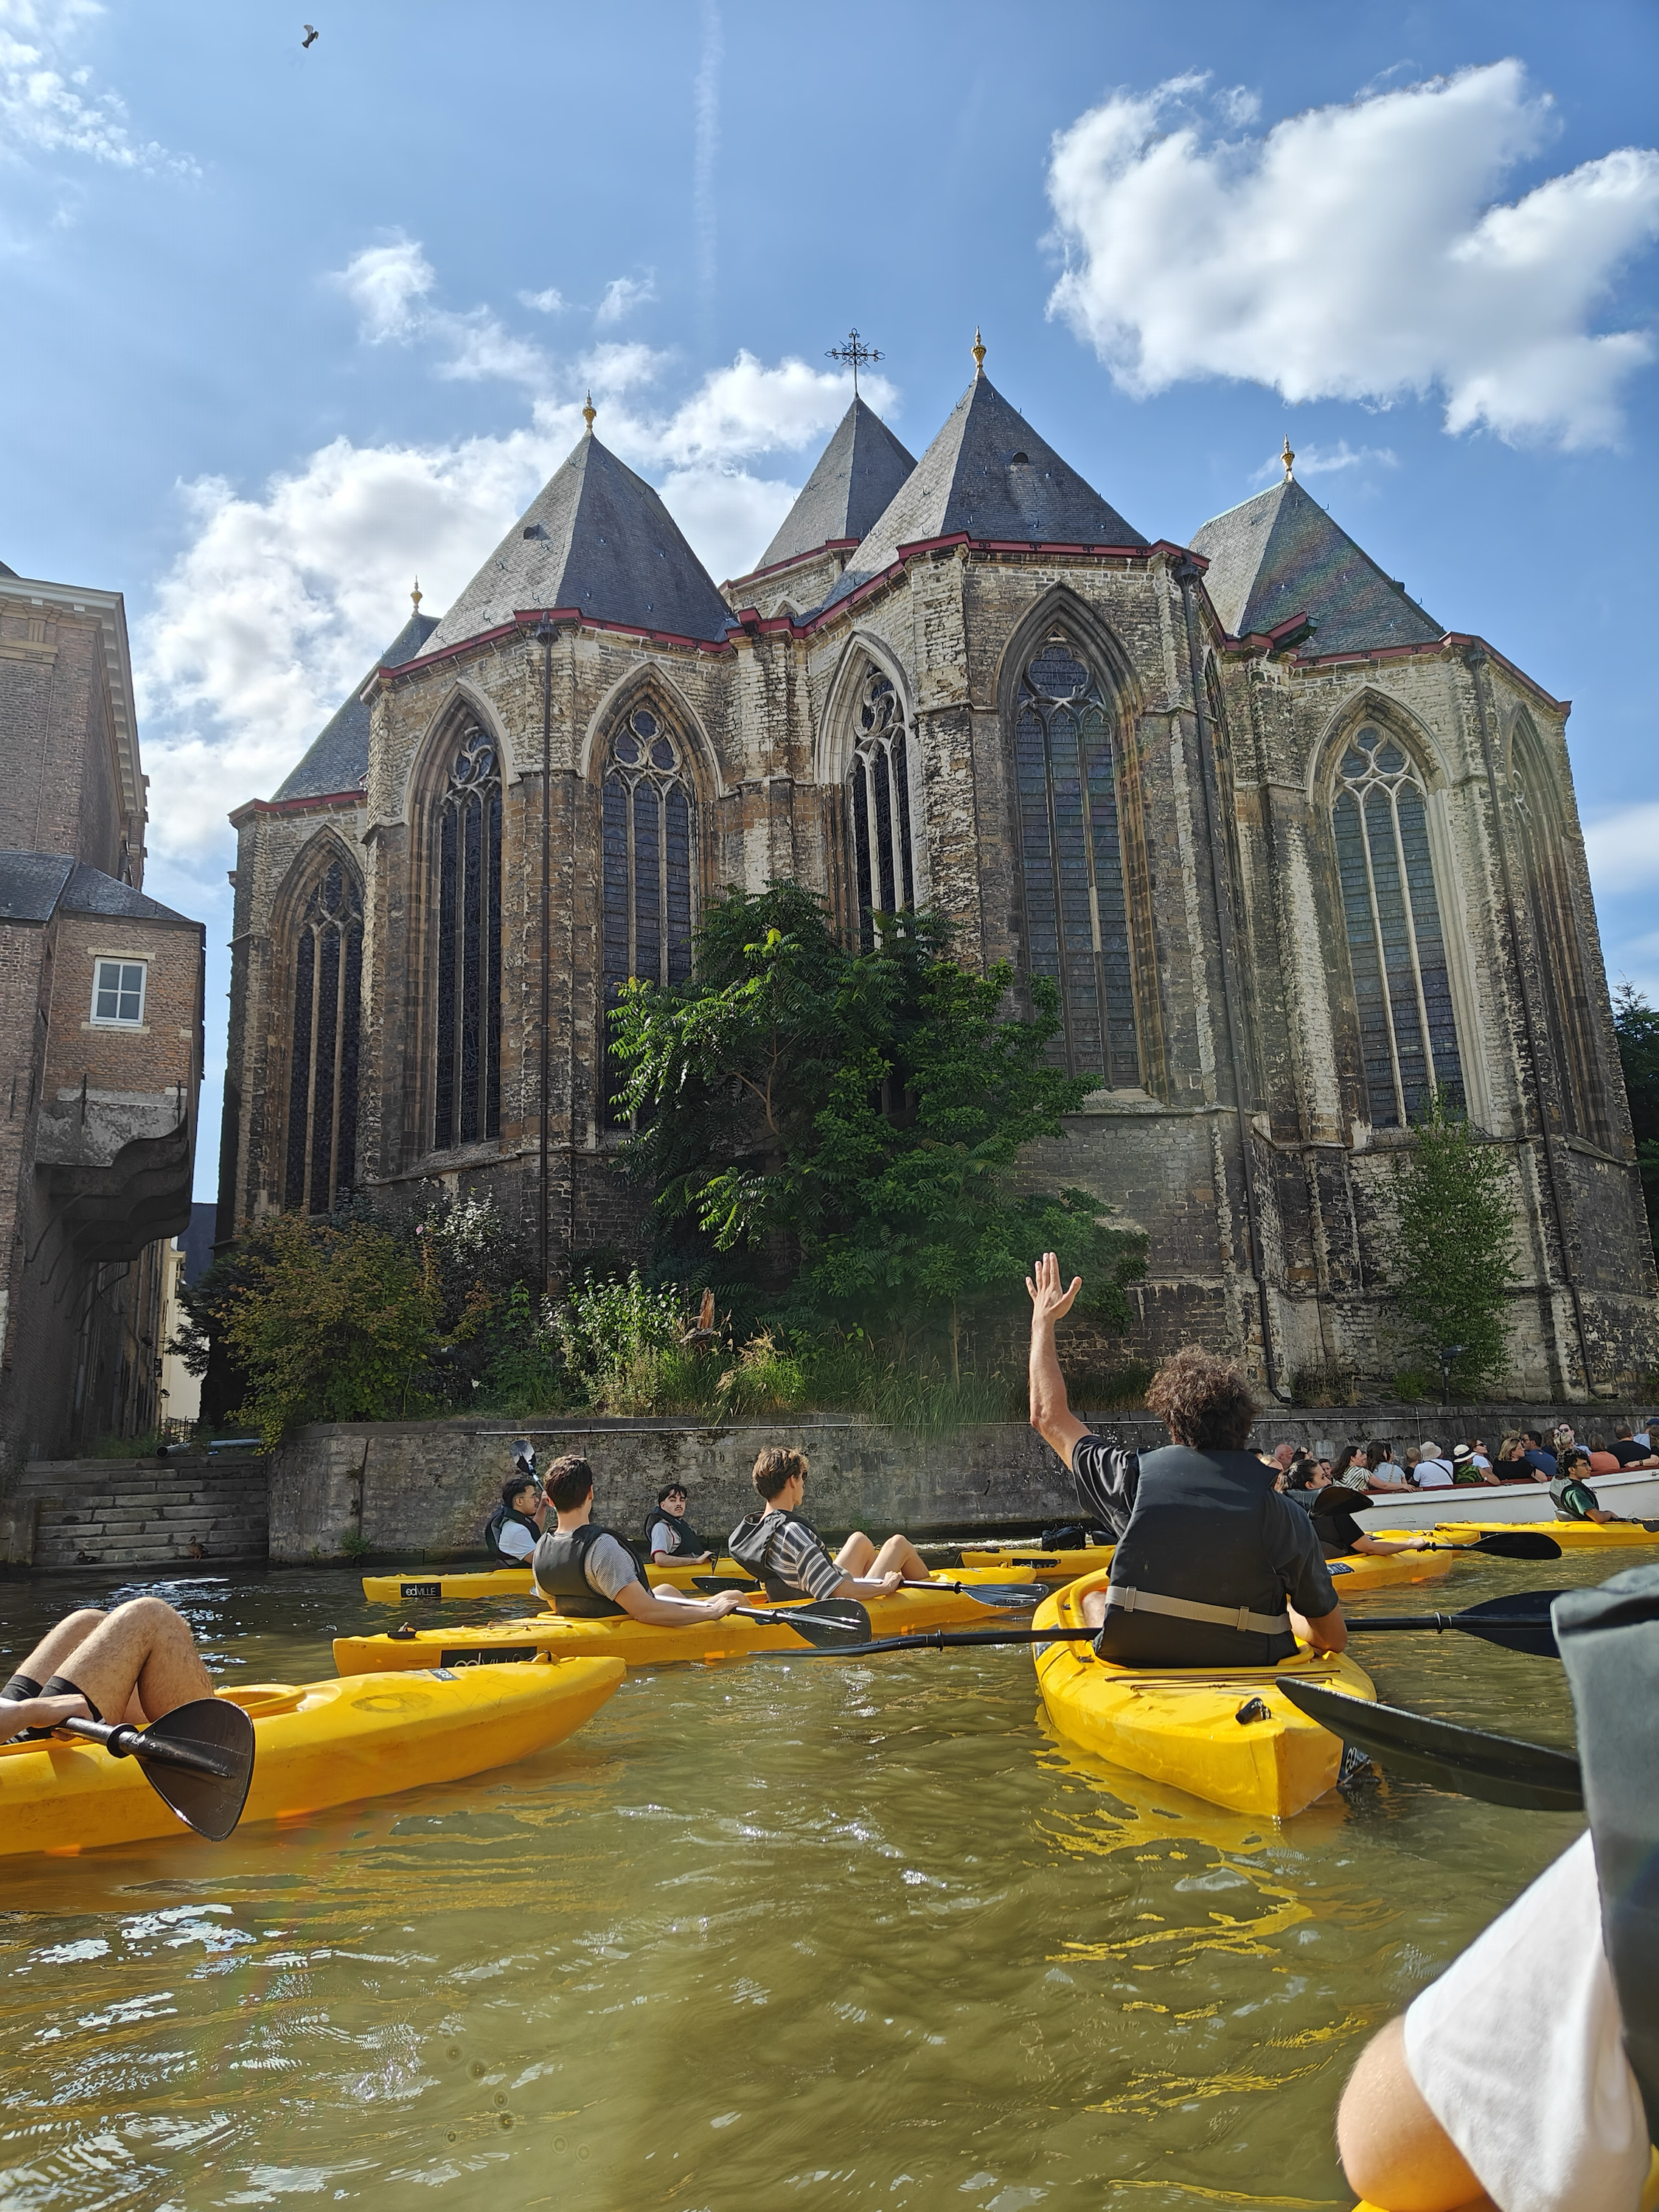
[643, 1484, 712, 1566]
[1523, 1430, 1559, 1480]
[1551, 1447, 1625, 1526]
[1310, 1482, 1433, 1560]
[1608, 1423, 1659, 1470]
[1026, 1253, 1345, 1666]
[532, 1456, 744, 1627]
[727, 1447, 932, 1601]
[484, 1468, 545, 1564]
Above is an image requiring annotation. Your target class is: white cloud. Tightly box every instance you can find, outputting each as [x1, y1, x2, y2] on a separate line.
[518, 285, 566, 314]
[1249, 439, 1398, 485]
[1046, 60, 1659, 449]
[1585, 803, 1659, 898]
[136, 246, 879, 863]
[596, 272, 656, 326]
[335, 237, 435, 343]
[0, 0, 192, 173]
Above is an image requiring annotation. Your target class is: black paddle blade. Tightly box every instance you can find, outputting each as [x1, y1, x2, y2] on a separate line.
[1278, 1680, 1582, 1812]
[1436, 1531, 1562, 1560]
[944, 1582, 1051, 1609]
[735, 1600, 872, 1649]
[689, 1575, 762, 1593]
[1346, 1587, 1568, 1659]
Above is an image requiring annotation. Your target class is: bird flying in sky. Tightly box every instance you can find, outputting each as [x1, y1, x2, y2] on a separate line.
[302, 24, 319, 47]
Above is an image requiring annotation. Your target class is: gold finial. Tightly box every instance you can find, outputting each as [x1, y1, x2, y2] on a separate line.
[1281, 436, 1295, 481]
[971, 325, 986, 372]
[411, 577, 422, 612]
[582, 390, 597, 430]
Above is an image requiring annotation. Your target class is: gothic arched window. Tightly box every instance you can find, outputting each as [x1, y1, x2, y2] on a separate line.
[284, 855, 364, 1214]
[1332, 724, 1464, 1128]
[602, 703, 696, 998]
[1013, 633, 1139, 1087]
[434, 720, 502, 1150]
[846, 663, 917, 948]
[1512, 731, 1607, 1146]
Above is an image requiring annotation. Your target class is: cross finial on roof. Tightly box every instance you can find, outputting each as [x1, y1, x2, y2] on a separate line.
[972, 325, 986, 372]
[825, 326, 883, 398]
[1281, 436, 1295, 481]
[411, 577, 422, 612]
[582, 391, 597, 430]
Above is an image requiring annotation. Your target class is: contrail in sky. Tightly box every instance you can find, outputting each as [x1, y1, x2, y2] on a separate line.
[694, 0, 722, 347]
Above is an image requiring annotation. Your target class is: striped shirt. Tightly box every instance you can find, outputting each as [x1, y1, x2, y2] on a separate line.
[745, 1510, 845, 1601]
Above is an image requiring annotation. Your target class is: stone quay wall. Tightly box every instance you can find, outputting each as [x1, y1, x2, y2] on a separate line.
[265, 1399, 1654, 1565]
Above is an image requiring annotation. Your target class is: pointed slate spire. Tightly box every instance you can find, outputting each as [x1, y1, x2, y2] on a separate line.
[425, 428, 734, 652]
[824, 370, 1145, 609]
[754, 397, 917, 572]
[274, 605, 439, 800]
[1189, 478, 1442, 653]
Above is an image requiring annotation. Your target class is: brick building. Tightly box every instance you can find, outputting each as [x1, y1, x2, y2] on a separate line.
[0, 558, 205, 1471]
[218, 344, 1658, 1399]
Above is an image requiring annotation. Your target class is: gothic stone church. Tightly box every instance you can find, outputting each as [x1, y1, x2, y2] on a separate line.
[219, 343, 1659, 1400]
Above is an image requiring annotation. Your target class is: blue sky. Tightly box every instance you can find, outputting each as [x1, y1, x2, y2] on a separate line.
[3, 0, 1657, 1198]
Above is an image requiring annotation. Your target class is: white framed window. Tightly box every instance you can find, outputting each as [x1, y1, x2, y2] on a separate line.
[91, 959, 147, 1027]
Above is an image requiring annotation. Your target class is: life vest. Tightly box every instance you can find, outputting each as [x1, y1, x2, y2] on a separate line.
[728, 1509, 828, 1601]
[1551, 1474, 1600, 1520]
[1554, 1565, 1659, 2142]
[642, 1508, 708, 1561]
[484, 1503, 543, 1563]
[1097, 1444, 1301, 1669]
[530, 1523, 640, 1617]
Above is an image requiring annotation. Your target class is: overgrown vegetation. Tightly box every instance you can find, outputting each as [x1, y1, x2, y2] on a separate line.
[1613, 981, 1659, 1262]
[176, 890, 1148, 1442]
[1388, 1088, 1519, 1398]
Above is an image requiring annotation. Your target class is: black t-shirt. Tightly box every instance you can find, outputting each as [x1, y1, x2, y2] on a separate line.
[1068, 1435, 1140, 1537]
[1611, 1439, 1652, 1467]
[1312, 1497, 1366, 1554]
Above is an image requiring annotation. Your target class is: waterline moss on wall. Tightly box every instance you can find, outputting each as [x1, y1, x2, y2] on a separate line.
[266, 1400, 1655, 1563]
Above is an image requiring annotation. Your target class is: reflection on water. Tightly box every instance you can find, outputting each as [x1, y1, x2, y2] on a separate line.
[0, 1551, 1618, 2209]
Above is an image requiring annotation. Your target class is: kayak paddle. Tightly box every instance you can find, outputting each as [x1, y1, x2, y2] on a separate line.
[732, 1600, 872, 1649]
[1413, 1530, 1562, 1560]
[1278, 1680, 1582, 1812]
[49, 1698, 255, 1840]
[928, 1580, 1051, 1609]
[1343, 1587, 1566, 1659]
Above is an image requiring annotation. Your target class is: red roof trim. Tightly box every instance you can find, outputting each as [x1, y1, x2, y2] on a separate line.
[231, 789, 365, 826]
[1217, 623, 1569, 717]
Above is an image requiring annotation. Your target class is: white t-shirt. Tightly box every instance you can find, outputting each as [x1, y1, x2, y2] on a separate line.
[495, 1519, 537, 1562]
[647, 1514, 693, 1559]
[1404, 1831, 1650, 2212]
[1414, 1457, 1455, 1488]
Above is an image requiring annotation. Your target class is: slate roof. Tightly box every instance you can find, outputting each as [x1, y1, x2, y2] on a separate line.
[274, 609, 439, 801]
[824, 370, 1146, 609]
[0, 559, 17, 580]
[753, 398, 917, 574]
[0, 851, 189, 925]
[425, 431, 735, 653]
[1189, 479, 1443, 654]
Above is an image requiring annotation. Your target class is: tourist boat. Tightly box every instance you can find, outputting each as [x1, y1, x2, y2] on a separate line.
[0, 1657, 623, 1858]
[334, 1579, 1029, 1675]
[1354, 1471, 1659, 1532]
[1031, 1565, 1378, 1820]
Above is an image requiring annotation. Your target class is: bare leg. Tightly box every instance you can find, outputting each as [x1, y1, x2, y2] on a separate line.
[10, 1609, 108, 1688]
[1337, 2015, 1495, 2211]
[36, 1597, 213, 1726]
[835, 1532, 931, 1582]
[1081, 1587, 1109, 1628]
[835, 1531, 877, 1576]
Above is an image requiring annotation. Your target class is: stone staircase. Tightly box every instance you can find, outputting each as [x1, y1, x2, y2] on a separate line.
[10, 1454, 268, 1572]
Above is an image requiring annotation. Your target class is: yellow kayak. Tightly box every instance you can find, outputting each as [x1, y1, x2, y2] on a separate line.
[1430, 1517, 1659, 1550]
[1032, 1565, 1377, 1820]
[0, 1658, 622, 1859]
[1324, 1547, 1456, 1591]
[360, 1559, 1056, 1604]
[335, 1580, 1020, 1675]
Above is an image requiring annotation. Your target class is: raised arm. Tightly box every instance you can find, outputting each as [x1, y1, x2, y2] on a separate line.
[1027, 1251, 1091, 1472]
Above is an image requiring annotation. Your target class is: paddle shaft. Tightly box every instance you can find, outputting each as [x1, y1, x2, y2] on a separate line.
[58, 1715, 240, 1778]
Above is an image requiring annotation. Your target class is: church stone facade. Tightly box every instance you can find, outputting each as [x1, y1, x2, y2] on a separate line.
[218, 348, 1658, 1402]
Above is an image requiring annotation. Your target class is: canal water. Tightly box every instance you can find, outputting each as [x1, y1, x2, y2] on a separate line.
[0, 1549, 1618, 2211]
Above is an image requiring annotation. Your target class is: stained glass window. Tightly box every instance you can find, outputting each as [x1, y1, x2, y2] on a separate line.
[284, 855, 364, 1212]
[1331, 725, 1464, 1128]
[602, 704, 696, 996]
[434, 721, 502, 1150]
[1013, 634, 1139, 1087]
[846, 664, 917, 948]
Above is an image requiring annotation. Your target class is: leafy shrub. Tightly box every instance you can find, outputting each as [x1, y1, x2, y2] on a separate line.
[551, 1270, 688, 1411]
[1390, 1091, 1519, 1397]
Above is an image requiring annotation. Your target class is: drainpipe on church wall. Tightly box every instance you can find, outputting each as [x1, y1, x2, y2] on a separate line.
[1174, 560, 1289, 1403]
[536, 617, 555, 1293]
[1464, 645, 1599, 1397]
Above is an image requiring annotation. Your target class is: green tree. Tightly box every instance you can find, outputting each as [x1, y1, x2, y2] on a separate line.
[221, 1214, 445, 1445]
[1390, 1090, 1519, 1395]
[610, 884, 1146, 1363]
[1612, 982, 1659, 1259]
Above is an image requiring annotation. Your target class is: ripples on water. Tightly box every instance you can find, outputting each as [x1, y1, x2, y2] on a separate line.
[0, 1552, 1615, 2210]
